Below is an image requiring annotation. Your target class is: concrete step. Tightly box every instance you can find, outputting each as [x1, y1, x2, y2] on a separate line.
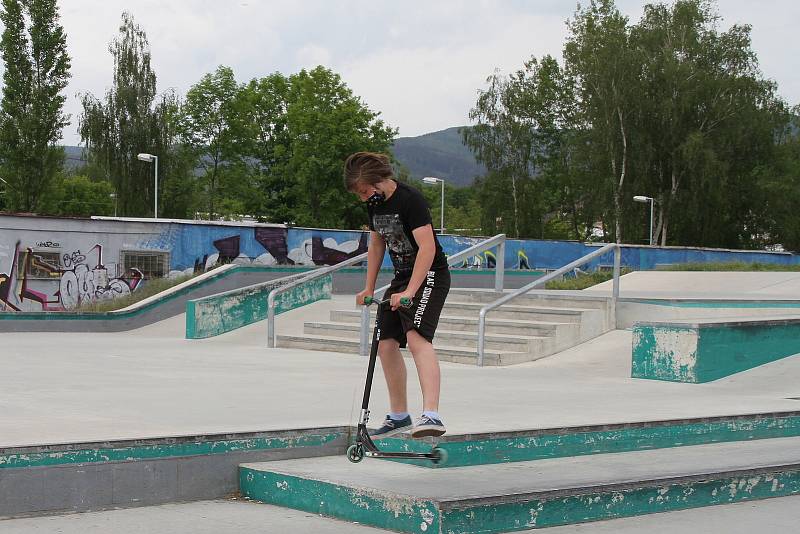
[447, 287, 611, 309]
[442, 301, 590, 321]
[240, 436, 800, 533]
[332, 309, 576, 337]
[372, 411, 800, 468]
[303, 322, 549, 351]
[275, 334, 532, 365]
[332, 303, 588, 323]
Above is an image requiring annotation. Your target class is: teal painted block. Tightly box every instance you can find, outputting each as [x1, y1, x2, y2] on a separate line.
[376, 413, 800, 468]
[185, 274, 331, 339]
[632, 319, 800, 383]
[632, 325, 699, 382]
[240, 467, 440, 533]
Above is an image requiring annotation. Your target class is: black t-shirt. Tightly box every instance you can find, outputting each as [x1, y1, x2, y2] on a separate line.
[368, 181, 449, 275]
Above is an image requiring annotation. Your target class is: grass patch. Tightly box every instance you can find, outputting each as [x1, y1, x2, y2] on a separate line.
[76, 273, 198, 312]
[659, 262, 800, 272]
[545, 269, 631, 290]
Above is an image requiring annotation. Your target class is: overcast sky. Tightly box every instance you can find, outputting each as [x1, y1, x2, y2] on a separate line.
[48, 0, 800, 146]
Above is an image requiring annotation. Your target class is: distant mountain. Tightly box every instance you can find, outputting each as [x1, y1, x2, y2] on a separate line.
[392, 126, 485, 187]
[60, 126, 487, 187]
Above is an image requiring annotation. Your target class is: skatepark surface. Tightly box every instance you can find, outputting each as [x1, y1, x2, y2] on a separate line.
[2, 271, 800, 532]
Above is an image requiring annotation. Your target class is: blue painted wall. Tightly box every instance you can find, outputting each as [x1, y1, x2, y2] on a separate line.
[2, 214, 798, 311]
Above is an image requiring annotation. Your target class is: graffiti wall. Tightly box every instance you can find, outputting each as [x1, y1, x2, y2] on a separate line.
[2, 214, 799, 312]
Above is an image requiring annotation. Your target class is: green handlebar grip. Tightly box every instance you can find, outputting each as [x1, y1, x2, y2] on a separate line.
[363, 296, 374, 305]
[399, 297, 412, 307]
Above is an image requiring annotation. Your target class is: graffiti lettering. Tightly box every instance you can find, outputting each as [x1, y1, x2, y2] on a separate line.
[62, 251, 86, 268]
[35, 241, 61, 248]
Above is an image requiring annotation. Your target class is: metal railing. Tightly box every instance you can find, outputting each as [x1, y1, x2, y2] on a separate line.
[267, 252, 368, 348]
[358, 234, 507, 356]
[476, 242, 622, 366]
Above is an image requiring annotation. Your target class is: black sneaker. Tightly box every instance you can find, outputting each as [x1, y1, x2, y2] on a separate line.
[411, 415, 446, 438]
[369, 415, 413, 438]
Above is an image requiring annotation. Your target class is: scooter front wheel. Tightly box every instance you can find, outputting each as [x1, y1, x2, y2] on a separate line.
[346, 444, 364, 463]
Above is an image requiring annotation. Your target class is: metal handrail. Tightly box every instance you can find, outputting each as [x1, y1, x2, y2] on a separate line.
[267, 251, 368, 347]
[358, 234, 507, 356]
[476, 242, 622, 366]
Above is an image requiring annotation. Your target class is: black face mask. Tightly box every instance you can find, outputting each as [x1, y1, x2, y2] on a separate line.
[366, 191, 386, 208]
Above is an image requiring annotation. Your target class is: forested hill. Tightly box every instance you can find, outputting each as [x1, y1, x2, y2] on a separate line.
[392, 126, 485, 187]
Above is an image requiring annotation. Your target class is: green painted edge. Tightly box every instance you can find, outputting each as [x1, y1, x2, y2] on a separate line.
[375, 415, 800, 468]
[631, 324, 699, 382]
[627, 299, 800, 309]
[0, 430, 345, 469]
[239, 467, 440, 534]
[0, 265, 315, 321]
[441, 467, 800, 532]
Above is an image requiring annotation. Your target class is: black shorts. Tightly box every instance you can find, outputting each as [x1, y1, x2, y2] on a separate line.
[379, 268, 451, 348]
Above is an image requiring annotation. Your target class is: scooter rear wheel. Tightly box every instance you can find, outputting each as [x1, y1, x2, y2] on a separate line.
[431, 447, 448, 466]
[346, 444, 364, 463]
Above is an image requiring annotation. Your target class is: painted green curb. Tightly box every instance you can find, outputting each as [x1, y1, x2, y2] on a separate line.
[632, 319, 800, 383]
[239, 463, 800, 533]
[440, 466, 800, 532]
[0, 428, 347, 469]
[240, 468, 441, 533]
[373, 412, 800, 468]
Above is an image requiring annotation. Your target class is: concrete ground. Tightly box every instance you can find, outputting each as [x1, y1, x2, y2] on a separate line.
[2, 295, 799, 448]
[2, 496, 798, 533]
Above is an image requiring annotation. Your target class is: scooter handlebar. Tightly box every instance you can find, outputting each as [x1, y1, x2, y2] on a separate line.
[363, 296, 412, 308]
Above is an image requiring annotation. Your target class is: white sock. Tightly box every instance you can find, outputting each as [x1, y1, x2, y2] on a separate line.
[422, 411, 440, 421]
[389, 412, 409, 421]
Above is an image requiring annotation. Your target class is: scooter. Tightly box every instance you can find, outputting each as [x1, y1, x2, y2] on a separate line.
[346, 295, 447, 465]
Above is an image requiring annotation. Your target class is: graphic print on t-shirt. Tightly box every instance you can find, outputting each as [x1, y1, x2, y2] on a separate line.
[373, 213, 416, 271]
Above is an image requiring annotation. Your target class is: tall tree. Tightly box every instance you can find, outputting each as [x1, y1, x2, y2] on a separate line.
[179, 65, 247, 218]
[0, 0, 71, 212]
[79, 12, 185, 217]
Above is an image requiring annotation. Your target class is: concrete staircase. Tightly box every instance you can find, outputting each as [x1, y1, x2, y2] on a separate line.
[276, 288, 614, 365]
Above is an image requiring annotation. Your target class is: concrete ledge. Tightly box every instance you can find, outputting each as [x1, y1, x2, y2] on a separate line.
[239, 437, 800, 533]
[0, 427, 348, 518]
[374, 411, 800, 468]
[632, 317, 800, 383]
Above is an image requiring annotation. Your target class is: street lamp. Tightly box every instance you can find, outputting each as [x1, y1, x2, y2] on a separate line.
[633, 195, 655, 246]
[137, 153, 158, 218]
[422, 176, 445, 234]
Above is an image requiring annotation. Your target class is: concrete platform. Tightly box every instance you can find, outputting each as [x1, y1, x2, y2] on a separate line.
[2, 294, 800, 448]
[239, 437, 800, 532]
[588, 271, 800, 299]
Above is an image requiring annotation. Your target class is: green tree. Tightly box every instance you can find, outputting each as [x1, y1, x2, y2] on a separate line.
[0, 0, 71, 212]
[179, 65, 248, 218]
[41, 174, 115, 216]
[79, 12, 185, 217]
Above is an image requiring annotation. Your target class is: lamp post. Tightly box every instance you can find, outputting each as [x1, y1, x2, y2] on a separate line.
[633, 195, 655, 246]
[137, 153, 158, 218]
[422, 176, 445, 234]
